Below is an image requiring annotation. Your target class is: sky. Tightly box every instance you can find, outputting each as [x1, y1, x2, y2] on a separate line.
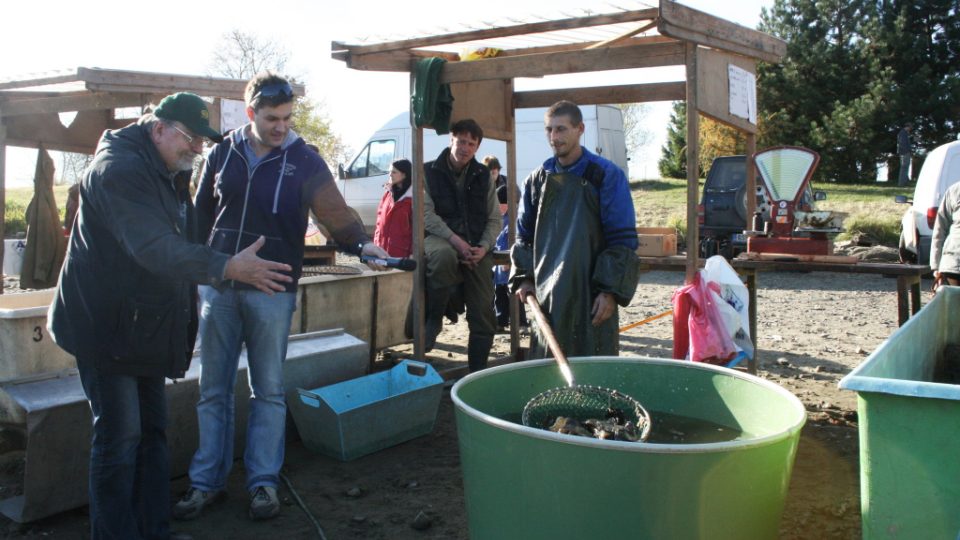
[0, 0, 772, 185]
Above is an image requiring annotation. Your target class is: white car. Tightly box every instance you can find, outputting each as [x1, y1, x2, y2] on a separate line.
[897, 140, 960, 265]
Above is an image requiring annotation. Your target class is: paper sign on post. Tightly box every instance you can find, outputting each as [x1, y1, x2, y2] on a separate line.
[728, 64, 757, 125]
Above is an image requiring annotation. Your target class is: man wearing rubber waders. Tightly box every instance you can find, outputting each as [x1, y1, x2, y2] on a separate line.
[511, 100, 640, 358]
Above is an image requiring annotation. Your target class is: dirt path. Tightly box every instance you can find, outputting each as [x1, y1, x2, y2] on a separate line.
[0, 268, 933, 539]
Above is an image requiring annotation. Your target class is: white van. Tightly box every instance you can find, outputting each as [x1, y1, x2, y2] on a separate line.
[897, 139, 960, 265]
[336, 105, 628, 229]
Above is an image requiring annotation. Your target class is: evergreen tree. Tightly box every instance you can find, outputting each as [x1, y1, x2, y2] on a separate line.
[658, 102, 688, 178]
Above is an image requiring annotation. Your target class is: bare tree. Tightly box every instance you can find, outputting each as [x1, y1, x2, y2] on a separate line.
[206, 29, 349, 167]
[207, 29, 289, 80]
[618, 103, 652, 157]
[58, 152, 93, 186]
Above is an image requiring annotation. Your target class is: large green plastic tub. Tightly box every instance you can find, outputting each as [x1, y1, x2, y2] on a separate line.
[839, 286, 960, 539]
[452, 357, 805, 540]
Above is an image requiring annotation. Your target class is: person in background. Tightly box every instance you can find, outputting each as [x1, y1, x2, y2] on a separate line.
[48, 92, 292, 540]
[493, 184, 527, 330]
[373, 158, 413, 257]
[175, 72, 389, 523]
[897, 122, 913, 187]
[483, 155, 507, 191]
[421, 119, 500, 371]
[931, 181, 960, 291]
[511, 100, 639, 358]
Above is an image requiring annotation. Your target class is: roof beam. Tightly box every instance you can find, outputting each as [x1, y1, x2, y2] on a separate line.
[76, 68, 304, 99]
[332, 8, 659, 56]
[0, 92, 149, 118]
[439, 42, 685, 83]
[514, 82, 686, 108]
[0, 70, 81, 91]
[658, 1, 786, 63]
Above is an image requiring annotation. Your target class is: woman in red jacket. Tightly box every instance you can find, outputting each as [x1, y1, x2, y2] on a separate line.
[373, 159, 413, 257]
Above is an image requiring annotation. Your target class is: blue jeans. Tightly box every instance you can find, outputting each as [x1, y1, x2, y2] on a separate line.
[188, 286, 296, 493]
[76, 354, 169, 540]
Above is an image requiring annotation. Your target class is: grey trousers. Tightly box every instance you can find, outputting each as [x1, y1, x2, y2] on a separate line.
[423, 235, 497, 337]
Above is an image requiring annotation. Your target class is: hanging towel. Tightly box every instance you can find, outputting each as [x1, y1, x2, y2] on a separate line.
[412, 57, 454, 135]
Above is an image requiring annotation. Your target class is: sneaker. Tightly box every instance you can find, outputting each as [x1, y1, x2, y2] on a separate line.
[249, 486, 280, 521]
[172, 487, 225, 521]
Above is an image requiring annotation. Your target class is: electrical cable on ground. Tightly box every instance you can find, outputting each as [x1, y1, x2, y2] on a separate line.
[280, 471, 328, 540]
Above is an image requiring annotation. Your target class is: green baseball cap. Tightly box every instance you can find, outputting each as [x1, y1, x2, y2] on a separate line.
[154, 92, 223, 142]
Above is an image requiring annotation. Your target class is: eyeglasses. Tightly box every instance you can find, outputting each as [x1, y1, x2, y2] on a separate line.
[251, 82, 294, 102]
[170, 124, 209, 148]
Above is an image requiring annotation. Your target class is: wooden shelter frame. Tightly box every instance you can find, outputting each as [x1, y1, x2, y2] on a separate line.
[332, 0, 785, 368]
[0, 67, 305, 285]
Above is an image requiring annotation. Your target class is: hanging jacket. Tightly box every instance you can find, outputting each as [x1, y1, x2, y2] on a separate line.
[195, 126, 367, 292]
[49, 120, 229, 378]
[373, 183, 413, 257]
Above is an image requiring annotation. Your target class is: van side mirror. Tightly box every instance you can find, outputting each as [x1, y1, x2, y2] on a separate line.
[814, 190, 827, 201]
[894, 195, 909, 204]
[338, 163, 347, 180]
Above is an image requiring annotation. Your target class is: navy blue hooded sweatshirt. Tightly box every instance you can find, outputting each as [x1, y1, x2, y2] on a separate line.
[195, 126, 367, 292]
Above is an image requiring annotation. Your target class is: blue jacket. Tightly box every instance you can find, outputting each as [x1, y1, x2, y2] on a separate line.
[195, 126, 366, 292]
[517, 147, 638, 250]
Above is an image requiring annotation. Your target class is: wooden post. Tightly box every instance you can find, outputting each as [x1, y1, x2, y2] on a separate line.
[684, 43, 700, 283]
[746, 132, 757, 228]
[410, 71, 426, 360]
[0, 116, 6, 293]
[505, 81, 521, 360]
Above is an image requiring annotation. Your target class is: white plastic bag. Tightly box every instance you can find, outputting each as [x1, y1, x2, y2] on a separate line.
[702, 255, 753, 360]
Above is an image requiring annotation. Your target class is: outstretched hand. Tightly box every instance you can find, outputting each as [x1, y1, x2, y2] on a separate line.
[360, 242, 390, 271]
[223, 236, 293, 294]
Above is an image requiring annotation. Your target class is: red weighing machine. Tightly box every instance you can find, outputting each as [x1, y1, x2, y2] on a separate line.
[747, 146, 844, 256]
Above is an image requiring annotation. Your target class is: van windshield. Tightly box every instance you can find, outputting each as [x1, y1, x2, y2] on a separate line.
[346, 139, 396, 178]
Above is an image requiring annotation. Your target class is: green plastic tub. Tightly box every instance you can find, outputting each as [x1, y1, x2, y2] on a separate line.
[839, 286, 960, 539]
[452, 357, 805, 540]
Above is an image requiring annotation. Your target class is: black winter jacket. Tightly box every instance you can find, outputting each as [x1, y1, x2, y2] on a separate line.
[48, 120, 230, 378]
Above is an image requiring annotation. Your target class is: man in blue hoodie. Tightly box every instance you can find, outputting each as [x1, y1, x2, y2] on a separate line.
[175, 72, 389, 522]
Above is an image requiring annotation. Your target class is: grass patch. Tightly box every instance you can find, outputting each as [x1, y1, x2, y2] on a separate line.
[4, 185, 71, 238]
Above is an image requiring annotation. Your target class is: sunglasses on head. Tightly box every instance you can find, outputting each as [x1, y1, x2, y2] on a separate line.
[252, 82, 294, 102]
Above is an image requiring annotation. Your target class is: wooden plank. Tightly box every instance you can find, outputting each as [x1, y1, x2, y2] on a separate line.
[658, 0, 786, 63]
[685, 43, 700, 283]
[3, 109, 125, 154]
[449, 79, 513, 140]
[332, 8, 659, 56]
[514, 82, 685, 108]
[737, 252, 860, 264]
[439, 42, 685, 84]
[0, 70, 80, 91]
[696, 47, 757, 133]
[0, 92, 149, 118]
[77, 67, 304, 99]
[585, 20, 657, 50]
[410, 71, 426, 361]
[746, 134, 757, 224]
[338, 36, 680, 74]
[0, 120, 6, 287]
[340, 50, 460, 73]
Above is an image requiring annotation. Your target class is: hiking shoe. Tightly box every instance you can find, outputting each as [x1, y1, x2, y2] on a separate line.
[249, 486, 280, 521]
[172, 487, 225, 520]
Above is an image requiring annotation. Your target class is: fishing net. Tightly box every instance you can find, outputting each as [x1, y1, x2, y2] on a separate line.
[521, 385, 651, 442]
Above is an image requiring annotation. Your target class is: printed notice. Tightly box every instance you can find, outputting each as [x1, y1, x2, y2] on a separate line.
[728, 64, 757, 124]
[220, 99, 247, 132]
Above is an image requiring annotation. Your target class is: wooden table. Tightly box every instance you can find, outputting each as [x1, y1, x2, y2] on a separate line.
[638, 256, 930, 373]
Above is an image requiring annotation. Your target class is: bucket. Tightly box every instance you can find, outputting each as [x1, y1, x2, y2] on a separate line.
[839, 286, 960, 539]
[451, 357, 805, 540]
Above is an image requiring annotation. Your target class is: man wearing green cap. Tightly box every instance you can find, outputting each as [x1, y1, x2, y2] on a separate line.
[49, 92, 293, 540]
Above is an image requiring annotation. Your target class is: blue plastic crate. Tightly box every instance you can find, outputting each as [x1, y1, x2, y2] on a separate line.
[291, 360, 444, 461]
